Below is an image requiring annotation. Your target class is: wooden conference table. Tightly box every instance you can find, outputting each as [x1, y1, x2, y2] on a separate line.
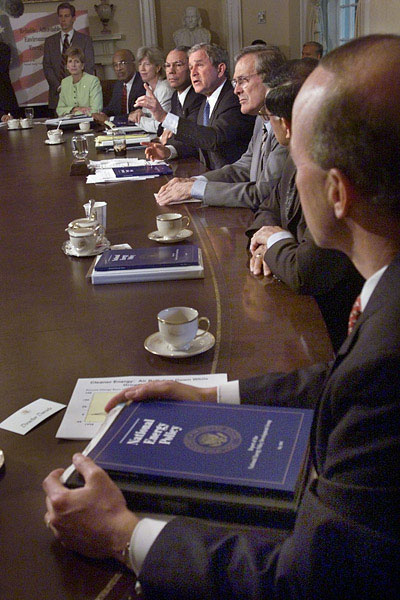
[0, 123, 333, 600]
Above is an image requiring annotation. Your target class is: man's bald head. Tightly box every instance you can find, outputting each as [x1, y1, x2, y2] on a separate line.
[299, 35, 400, 214]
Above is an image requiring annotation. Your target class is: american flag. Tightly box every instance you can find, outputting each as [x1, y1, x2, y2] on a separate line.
[1, 10, 90, 106]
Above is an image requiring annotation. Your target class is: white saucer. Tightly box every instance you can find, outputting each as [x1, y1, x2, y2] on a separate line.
[62, 238, 110, 257]
[45, 139, 65, 145]
[144, 329, 215, 358]
[147, 229, 193, 243]
[74, 129, 91, 133]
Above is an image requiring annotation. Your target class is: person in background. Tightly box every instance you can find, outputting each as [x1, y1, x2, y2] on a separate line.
[128, 46, 172, 134]
[44, 35, 400, 600]
[302, 40, 323, 59]
[43, 2, 95, 115]
[154, 44, 287, 209]
[0, 39, 19, 121]
[92, 49, 145, 124]
[137, 42, 255, 170]
[56, 46, 102, 116]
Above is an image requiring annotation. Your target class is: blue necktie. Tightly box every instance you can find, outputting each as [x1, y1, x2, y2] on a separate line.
[203, 101, 210, 126]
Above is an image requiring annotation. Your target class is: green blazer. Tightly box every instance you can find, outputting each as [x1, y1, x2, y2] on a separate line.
[56, 72, 103, 116]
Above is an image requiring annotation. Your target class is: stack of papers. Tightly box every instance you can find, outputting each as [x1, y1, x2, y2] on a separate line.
[87, 158, 171, 184]
[45, 114, 92, 126]
[95, 132, 151, 148]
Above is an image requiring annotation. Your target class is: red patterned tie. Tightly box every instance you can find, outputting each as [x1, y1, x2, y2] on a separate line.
[348, 295, 362, 335]
[121, 83, 128, 114]
[61, 33, 70, 78]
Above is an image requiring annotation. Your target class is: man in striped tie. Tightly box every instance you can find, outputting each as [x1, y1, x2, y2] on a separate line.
[43, 2, 95, 115]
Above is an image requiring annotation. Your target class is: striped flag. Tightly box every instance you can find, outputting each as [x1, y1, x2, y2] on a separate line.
[1, 11, 90, 106]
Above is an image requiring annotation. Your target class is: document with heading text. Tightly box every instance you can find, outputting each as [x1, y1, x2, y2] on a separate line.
[56, 374, 228, 440]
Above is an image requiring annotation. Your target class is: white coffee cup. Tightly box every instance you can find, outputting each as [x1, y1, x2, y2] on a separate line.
[157, 306, 210, 350]
[66, 217, 101, 256]
[20, 118, 32, 129]
[47, 129, 63, 143]
[156, 213, 190, 239]
[79, 121, 90, 132]
[7, 118, 20, 130]
[83, 201, 107, 229]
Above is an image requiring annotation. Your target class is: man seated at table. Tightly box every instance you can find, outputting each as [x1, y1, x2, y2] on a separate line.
[302, 40, 323, 60]
[155, 45, 204, 158]
[153, 44, 288, 210]
[134, 42, 256, 170]
[92, 49, 145, 124]
[247, 58, 363, 351]
[43, 34, 400, 600]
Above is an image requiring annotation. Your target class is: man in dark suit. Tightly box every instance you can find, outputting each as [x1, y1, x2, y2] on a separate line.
[136, 42, 255, 170]
[0, 40, 19, 120]
[247, 60, 363, 351]
[155, 45, 203, 158]
[154, 44, 287, 209]
[42, 2, 95, 113]
[92, 49, 145, 123]
[43, 35, 400, 600]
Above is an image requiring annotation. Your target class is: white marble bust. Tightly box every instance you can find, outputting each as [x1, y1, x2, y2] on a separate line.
[173, 6, 211, 47]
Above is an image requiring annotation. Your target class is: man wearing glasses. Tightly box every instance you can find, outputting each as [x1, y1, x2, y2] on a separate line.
[149, 45, 288, 209]
[92, 49, 145, 124]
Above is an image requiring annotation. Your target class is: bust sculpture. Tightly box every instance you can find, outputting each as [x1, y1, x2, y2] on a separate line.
[173, 6, 211, 47]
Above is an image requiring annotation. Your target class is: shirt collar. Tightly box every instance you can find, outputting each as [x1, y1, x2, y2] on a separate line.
[360, 264, 388, 310]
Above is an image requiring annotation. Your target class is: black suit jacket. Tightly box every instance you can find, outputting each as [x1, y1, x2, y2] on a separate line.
[246, 155, 364, 351]
[139, 253, 400, 599]
[158, 86, 203, 158]
[174, 79, 255, 169]
[103, 73, 146, 117]
[0, 41, 19, 116]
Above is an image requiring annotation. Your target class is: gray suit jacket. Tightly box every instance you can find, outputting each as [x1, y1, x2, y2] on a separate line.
[201, 116, 288, 210]
[139, 253, 400, 600]
[43, 30, 95, 109]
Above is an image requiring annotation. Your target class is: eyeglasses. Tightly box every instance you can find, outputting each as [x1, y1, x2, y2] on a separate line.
[164, 61, 187, 70]
[231, 73, 258, 88]
[258, 108, 281, 121]
[112, 60, 133, 69]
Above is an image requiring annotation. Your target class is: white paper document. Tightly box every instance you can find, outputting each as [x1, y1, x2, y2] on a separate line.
[56, 374, 228, 440]
[0, 399, 66, 435]
[87, 158, 168, 184]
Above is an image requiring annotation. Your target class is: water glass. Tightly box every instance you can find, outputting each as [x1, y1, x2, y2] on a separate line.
[71, 135, 89, 161]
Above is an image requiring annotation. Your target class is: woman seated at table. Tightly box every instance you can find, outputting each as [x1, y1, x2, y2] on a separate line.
[56, 47, 103, 116]
[128, 46, 172, 133]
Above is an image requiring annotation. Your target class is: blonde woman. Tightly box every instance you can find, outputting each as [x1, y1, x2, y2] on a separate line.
[128, 46, 172, 133]
[56, 47, 103, 116]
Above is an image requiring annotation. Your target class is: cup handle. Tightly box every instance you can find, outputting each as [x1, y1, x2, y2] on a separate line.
[195, 317, 210, 338]
[182, 216, 190, 229]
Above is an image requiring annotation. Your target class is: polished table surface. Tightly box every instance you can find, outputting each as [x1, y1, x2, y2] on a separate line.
[0, 123, 333, 600]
